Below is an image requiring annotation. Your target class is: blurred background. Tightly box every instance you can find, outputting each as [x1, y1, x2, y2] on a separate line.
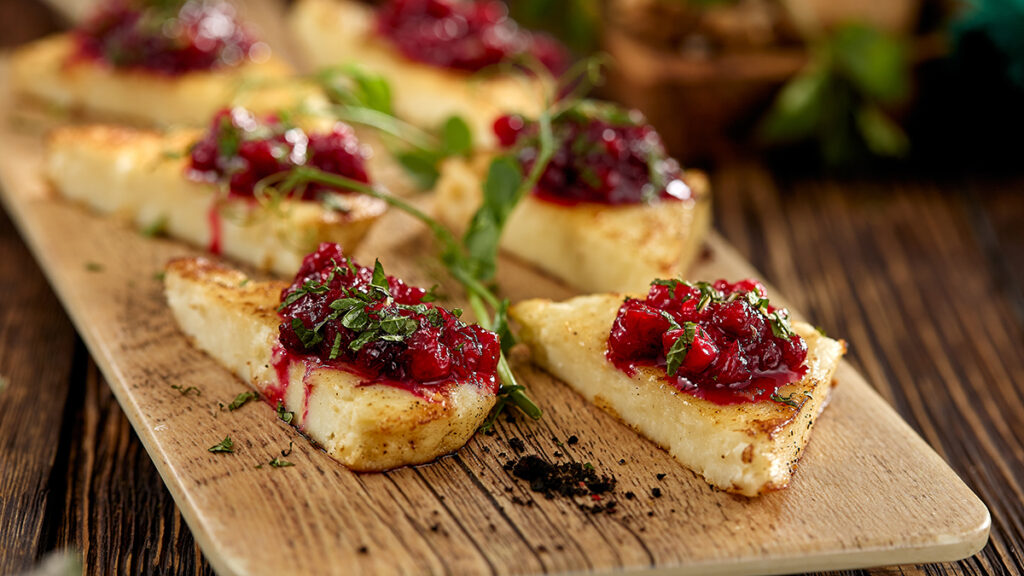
[5, 0, 1024, 173]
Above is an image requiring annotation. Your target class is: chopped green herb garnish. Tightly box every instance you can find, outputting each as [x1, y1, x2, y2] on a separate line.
[665, 322, 698, 376]
[771, 391, 811, 408]
[276, 401, 294, 424]
[171, 384, 200, 397]
[208, 436, 234, 453]
[268, 457, 294, 468]
[85, 262, 103, 272]
[142, 216, 168, 238]
[226, 391, 257, 411]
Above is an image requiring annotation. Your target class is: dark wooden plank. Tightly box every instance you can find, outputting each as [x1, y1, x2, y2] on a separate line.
[711, 163, 1024, 576]
[44, 356, 216, 576]
[0, 206, 76, 573]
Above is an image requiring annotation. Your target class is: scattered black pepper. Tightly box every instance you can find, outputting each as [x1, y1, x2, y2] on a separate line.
[508, 437, 526, 453]
[618, 459, 626, 465]
[567, 435, 579, 445]
[503, 454, 617, 513]
[625, 491, 636, 500]
[656, 473, 667, 480]
[357, 545, 369, 554]
[651, 487, 662, 498]
[429, 523, 440, 532]
[553, 451, 563, 458]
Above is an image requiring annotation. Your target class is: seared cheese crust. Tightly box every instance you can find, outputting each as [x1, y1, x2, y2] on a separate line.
[11, 34, 313, 127]
[510, 294, 845, 496]
[435, 155, 712, 293]
[46, 125, 386, 276]
[164, 258, 497, 470]
[288, 0, 548, 147]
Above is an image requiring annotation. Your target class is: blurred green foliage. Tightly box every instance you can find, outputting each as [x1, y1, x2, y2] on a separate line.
[508, 0, 601, 55]
[954, 0, 1024, 90]
[759, 23, 910, 167]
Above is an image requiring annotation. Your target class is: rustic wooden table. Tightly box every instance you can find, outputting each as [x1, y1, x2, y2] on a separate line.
[0, 2, 1021, 574]
[2, 162, 1021, 575]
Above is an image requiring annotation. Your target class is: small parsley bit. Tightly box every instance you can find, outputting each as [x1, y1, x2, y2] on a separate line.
[208, 436, 234, 453]
[276, 401, 294, 424]
[226, 391, 257, 411]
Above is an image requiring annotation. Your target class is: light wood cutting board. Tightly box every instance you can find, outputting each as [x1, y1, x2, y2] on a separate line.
[0, 66, 989, 576]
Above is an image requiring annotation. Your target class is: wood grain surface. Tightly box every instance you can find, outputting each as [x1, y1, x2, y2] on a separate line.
[0, 56, 995, 576]
[1, 2, 1022, 575]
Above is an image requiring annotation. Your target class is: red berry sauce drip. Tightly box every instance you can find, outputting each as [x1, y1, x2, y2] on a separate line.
[74, 0, 262, 75]
[276, 243, 501, 396]
[375, 0, 567, 73]
[188, 107, 370, 200]
[493, 107, 694, 206]
[606, 279, 809, 405]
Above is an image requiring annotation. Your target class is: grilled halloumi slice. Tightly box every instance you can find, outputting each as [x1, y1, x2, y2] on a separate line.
[165, 258, 497, 470]
[46, 124, 387, 276]
[510, 294, 845, 496]
[288, 0, 548, 148]
[11, 34, 314, 127]
[435, 154, 712, 294]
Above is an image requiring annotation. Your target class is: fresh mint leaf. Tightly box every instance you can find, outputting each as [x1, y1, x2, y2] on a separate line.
[291, 317, 323, 348]
[370, 259, 389, 292]
[665, 322, 697, 376]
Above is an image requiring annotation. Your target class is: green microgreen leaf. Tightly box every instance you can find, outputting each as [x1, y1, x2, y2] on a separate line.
[208, 436, 234, 453]
[395, 150, 442, 190]
[440, 115, 473, 157]
[462, 156, 523, 281]
[268, 456, 294, 468]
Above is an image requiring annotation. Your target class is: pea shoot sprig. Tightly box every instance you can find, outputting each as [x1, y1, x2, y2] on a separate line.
[312, 65, 473, 189]
[247, 57, 606, 424]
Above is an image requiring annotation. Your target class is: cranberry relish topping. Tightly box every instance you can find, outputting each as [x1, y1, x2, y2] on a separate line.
[75, 0, 265, 75]
[277, 243, 501, 391]
[607, 279, 809, 405]
[494, 103, 693, 205]
[189, 107, 370, 199]
[376, 0, 567, 73]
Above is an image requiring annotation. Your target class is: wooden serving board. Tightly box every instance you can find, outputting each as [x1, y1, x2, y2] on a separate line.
[0, 68, 990, 575]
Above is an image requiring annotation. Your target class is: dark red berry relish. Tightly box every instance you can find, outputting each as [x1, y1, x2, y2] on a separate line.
[375, 0, 567, 73]
[188, 107, 370, 200]
[74, 0, 265, 75]
[493, 102, 694, 205]
[276, 243, 500, 392]
[606, 279, 809, 405]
